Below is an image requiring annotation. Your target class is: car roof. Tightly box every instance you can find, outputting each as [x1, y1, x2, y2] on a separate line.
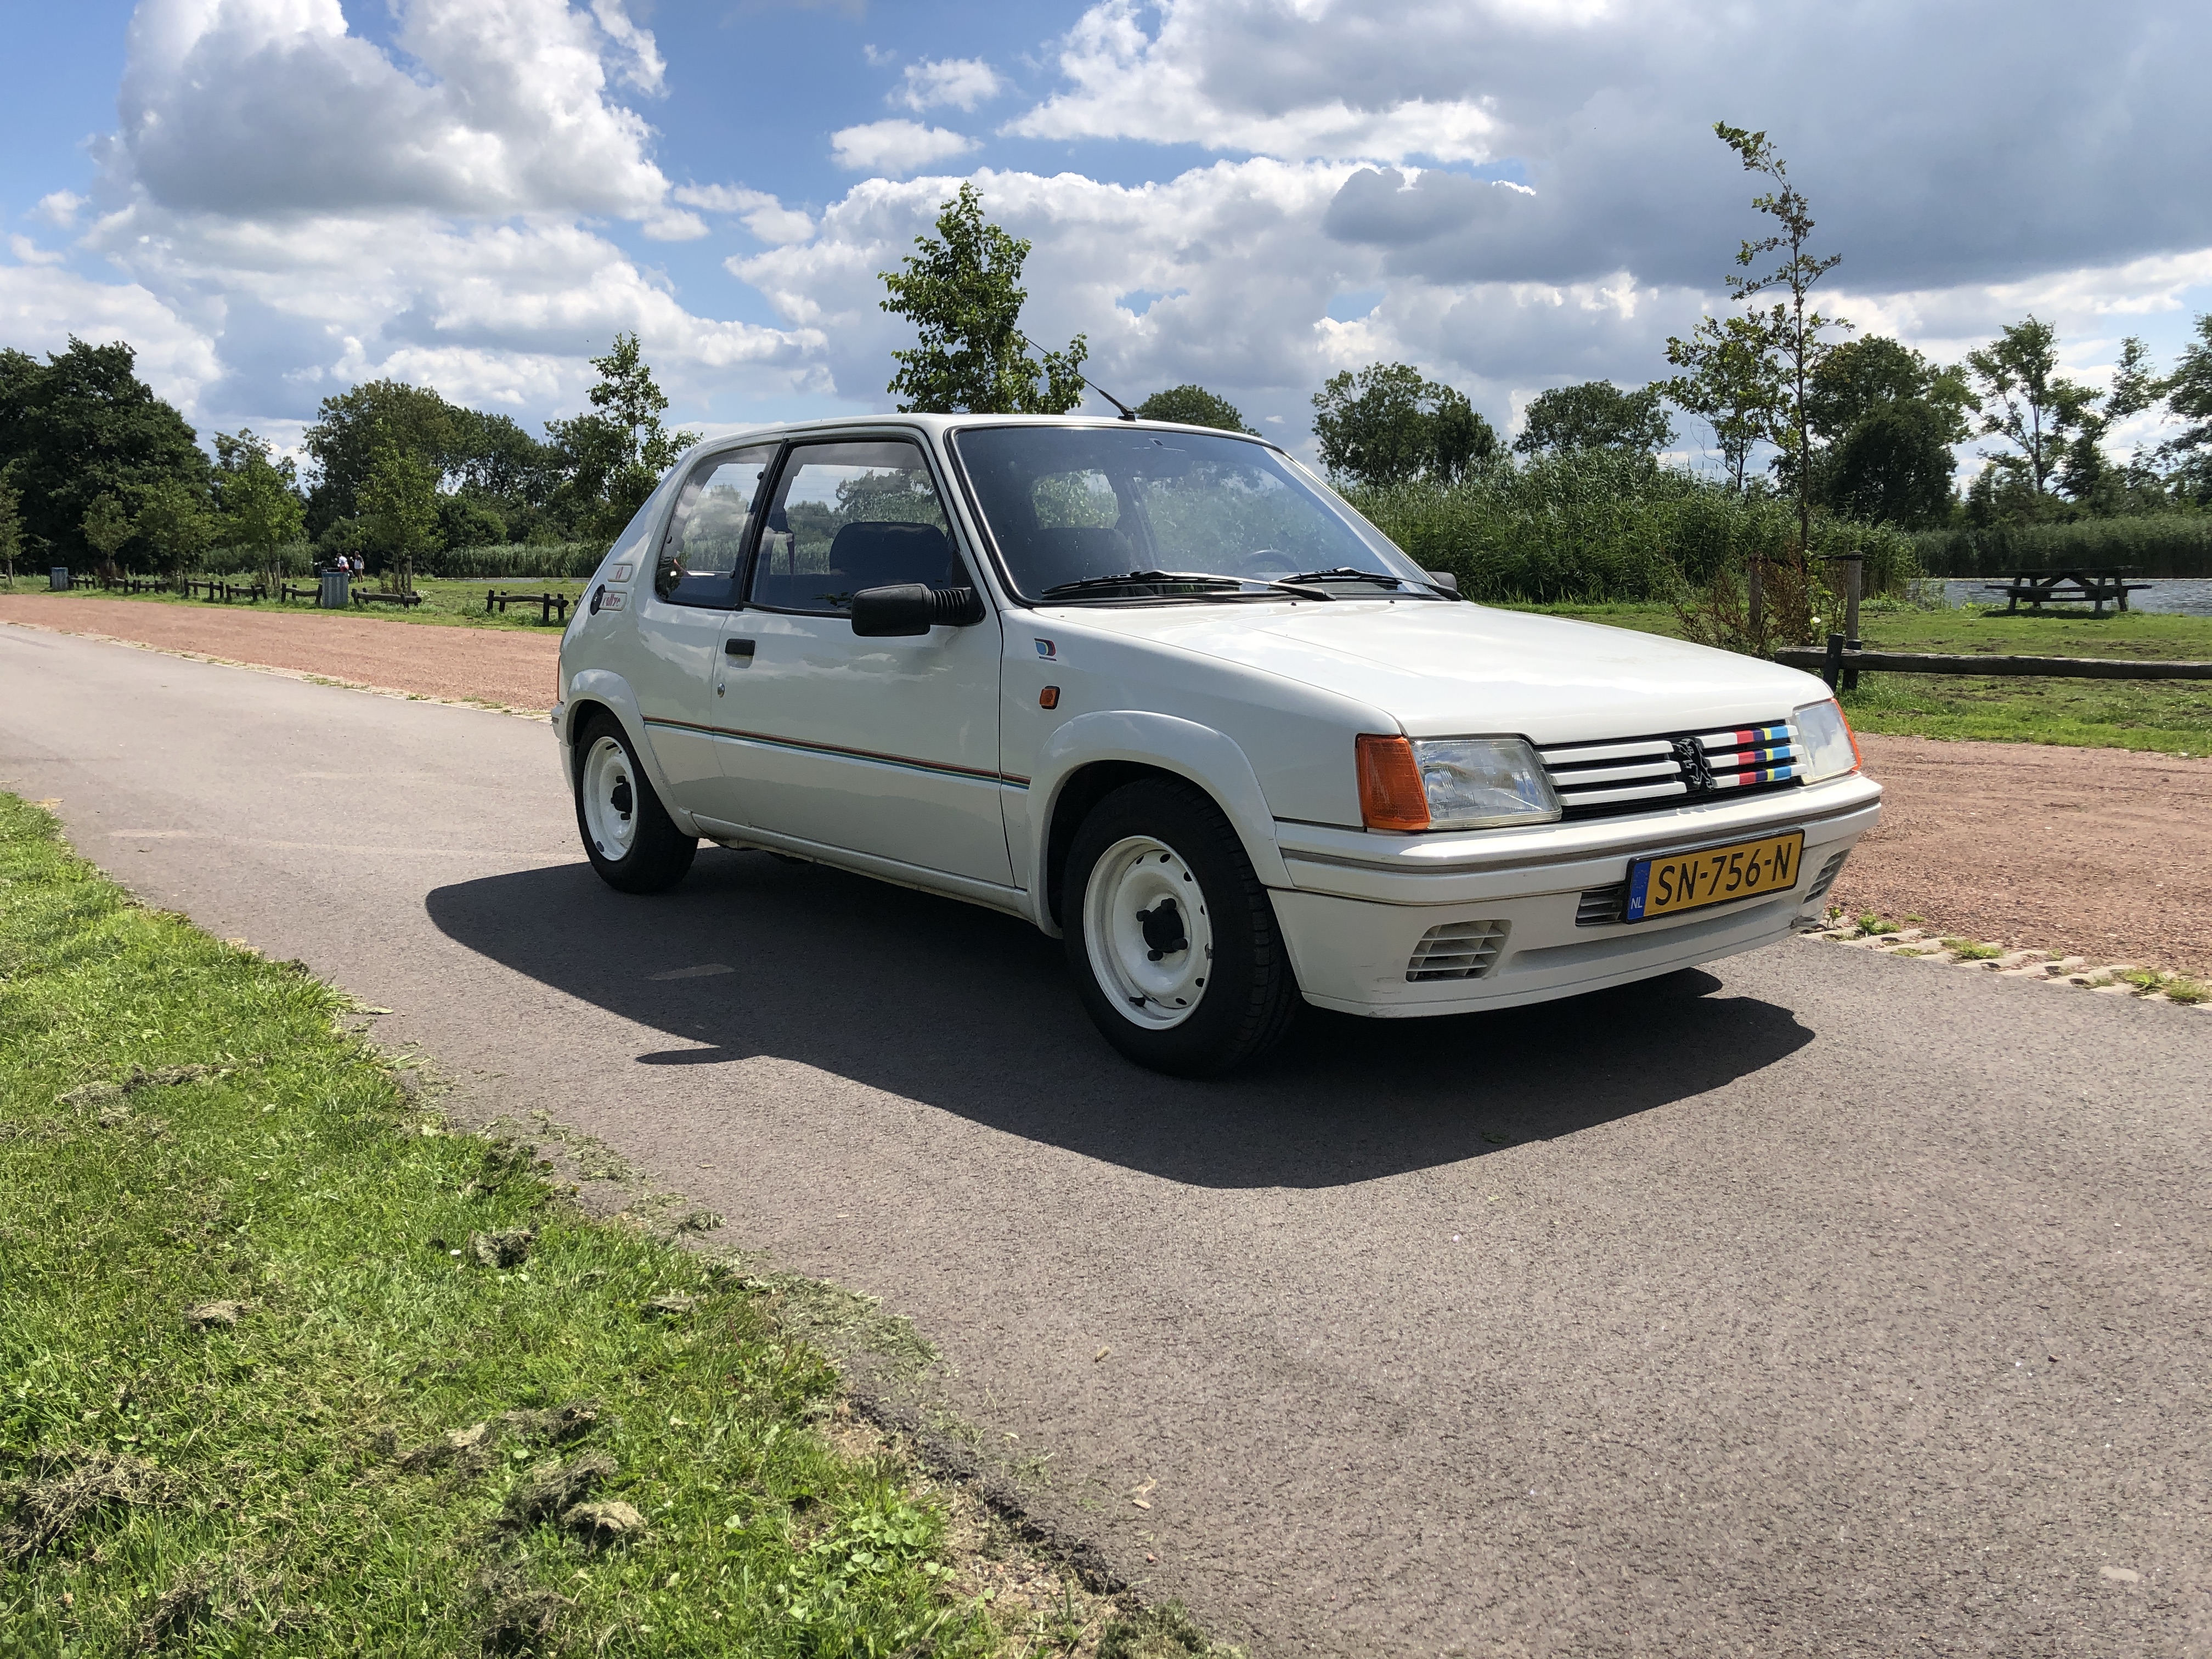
[669, 413, 1282, 469]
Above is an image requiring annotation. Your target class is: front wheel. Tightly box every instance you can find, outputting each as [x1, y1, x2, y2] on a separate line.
[1062, 777, 1300, 1076]
[573, 714, 697, 894]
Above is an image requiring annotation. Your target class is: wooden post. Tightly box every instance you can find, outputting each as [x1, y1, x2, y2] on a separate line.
[1841, 553, 1864, 692]
[1823, 633, 1844, 692]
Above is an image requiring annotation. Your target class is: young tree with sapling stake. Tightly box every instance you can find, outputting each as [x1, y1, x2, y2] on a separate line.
[1135, 384, 1255, 433]
[80, 493, 133, 584]
[213, 430, 307, 596]
[0, 467, 27, 590]
[1664, 312, 1786, 494]
[134, 478, 216, 590]
[357, 441, 441, 593]
[1706, 124, 1851, 636]
[879, 183, 1089, 415]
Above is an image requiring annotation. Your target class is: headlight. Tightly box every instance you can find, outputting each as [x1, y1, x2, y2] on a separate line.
[1357, 735, 1561, 831]
[1793, 697, 1863, 783]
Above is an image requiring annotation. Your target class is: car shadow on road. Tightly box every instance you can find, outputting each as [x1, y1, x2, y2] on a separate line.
[425, 847, 1815, 1189]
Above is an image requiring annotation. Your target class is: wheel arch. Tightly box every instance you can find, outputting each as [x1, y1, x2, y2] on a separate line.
[560, 669, 702, 836]
[1030, 712, 1290, 932]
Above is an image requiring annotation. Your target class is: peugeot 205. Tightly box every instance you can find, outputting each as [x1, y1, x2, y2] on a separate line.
[553, 416, 1880, 1075]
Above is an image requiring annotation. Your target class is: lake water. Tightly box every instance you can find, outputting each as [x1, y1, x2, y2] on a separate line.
[1937, 577, 2212, 617]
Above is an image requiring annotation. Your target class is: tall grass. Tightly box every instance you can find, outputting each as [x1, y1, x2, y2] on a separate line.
[1910, 516, 2212, 577]
[432, 542, 608, 579]
[1346, 453, 1918, 603]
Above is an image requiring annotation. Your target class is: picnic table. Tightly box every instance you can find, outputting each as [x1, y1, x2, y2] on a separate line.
[484, 588, 571, 624]
[1982, 568, 2152, 616]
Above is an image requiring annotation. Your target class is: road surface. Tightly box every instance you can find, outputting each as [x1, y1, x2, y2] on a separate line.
[3, 622, 2205, 1656]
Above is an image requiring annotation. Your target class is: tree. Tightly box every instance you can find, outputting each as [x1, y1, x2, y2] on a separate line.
[1311, 363, 1496, 487]
[1800, 337, 1973, 528]
[80, 493, 134, 580]
[213, 430, 307, 595]
[1712, 124, 1850, 565]
[0, 337, 208, 563]
[1965, 318, 2100, 501]
[133, 476, 216, 586]
[1135, 385, 1255, 432]
[543, 333, 700, 545]
[1513, 381, 1674, 456]
[1663, 313, 1786, 492]
[0, 467, 22, 589]
[2057, 335, 2160, 507]
[879, 183, 1088, 415]
[356, 441, 442, 591]
[2163, 313, 2212, 504]
[302, 379, 459, 539]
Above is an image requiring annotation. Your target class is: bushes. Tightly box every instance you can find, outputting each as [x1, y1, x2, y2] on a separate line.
[1910, 516, 2212, 577]
[432, 541, 606, 578]
[1346, 452, 1917, 603]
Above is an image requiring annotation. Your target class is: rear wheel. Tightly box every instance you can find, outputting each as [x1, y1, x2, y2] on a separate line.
[1062, 777, 1300, 1076]
[573, 714, 697, 893]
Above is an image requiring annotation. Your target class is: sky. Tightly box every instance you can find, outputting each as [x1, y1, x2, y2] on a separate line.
[2, 0, 2209, 473]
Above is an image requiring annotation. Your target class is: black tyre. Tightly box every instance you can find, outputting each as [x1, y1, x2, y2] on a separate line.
[1062, 776, 1301, 1076]
[572, 713, 697, 894]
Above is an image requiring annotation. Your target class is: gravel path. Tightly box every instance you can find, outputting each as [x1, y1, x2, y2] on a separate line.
[0, 594, 560, 713]
[7, 593, 2207, 974]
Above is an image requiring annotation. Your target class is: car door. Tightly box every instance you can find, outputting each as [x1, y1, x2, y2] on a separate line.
[627, 445, 774, 820]
[707, 436, 1012, 889]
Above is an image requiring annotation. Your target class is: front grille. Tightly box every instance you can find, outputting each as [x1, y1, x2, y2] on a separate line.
[1538, 720, 1807, 821]
[1805, 849, 1848, 903]
[1406, 919, 1509, 981]
[1576, 883, 1628, 927]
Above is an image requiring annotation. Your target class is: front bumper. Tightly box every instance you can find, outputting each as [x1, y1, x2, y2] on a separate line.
[1267, 774, 1881, 1017]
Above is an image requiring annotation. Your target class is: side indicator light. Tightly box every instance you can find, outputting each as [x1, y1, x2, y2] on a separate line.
[1039, 686, 1060, 709]
[1356, 734, 1430, 832]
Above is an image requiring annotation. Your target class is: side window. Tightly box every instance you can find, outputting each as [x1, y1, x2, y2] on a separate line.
[749, 439, 963, 613]
[654, 447, 774, 607]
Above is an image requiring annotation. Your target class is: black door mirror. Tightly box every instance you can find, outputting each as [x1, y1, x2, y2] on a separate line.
[850, 584, 986, 636]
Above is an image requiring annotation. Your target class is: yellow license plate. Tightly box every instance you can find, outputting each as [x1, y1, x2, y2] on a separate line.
[1627, 830, 1805, 922]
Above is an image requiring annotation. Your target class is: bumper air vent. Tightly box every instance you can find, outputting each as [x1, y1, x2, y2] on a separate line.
[1406, 919, 1509, 981]
[1575, 883, 1628, 927]
[1538, 720, 1808, 822]
[1805, 849, 1849, 904]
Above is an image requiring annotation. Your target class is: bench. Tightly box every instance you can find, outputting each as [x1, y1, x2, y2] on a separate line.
[183, 578, 266, 602]
[1981, 568, 2152, 617]
[353, 588, 425, 608]
[485, 588, 571, 624]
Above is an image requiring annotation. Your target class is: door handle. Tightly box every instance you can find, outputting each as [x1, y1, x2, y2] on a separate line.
[724, 637, 755, 658]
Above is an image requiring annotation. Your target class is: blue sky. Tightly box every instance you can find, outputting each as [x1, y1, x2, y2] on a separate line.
[4, 0, 2209, 472]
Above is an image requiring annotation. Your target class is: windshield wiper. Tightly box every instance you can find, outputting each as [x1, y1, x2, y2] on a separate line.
[1040, 569, 1328, 601]
[1279, 567, 1447, 596]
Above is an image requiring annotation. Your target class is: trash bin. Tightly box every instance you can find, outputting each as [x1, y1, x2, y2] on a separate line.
[50, 567, 70, 591]
[318, 568, 351, 609]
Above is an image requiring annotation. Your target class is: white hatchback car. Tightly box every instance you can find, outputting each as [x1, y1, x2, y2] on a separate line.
[555, 416, 1880, 1075]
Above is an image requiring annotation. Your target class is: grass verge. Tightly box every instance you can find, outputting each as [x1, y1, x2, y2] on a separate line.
[0, 795, 1208, 1656]
[12, 578, 589, 634]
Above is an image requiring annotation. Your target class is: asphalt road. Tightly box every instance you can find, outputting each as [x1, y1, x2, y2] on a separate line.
[5, 624, 2207, 1657]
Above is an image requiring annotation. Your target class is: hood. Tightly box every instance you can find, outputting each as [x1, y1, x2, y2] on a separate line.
[1046, 599, 1832, 743]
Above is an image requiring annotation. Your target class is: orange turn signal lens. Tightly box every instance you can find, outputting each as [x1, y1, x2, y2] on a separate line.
[1839, 703, 1864, 772]
[1356, 734, 1430, 832]
[1039, 686, 1059, 709]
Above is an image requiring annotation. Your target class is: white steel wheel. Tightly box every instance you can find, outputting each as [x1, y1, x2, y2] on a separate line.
[580, 733, 639, 863]
[1082, 834, 1215, 1030]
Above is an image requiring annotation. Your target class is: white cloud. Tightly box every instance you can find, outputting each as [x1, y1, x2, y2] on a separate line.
[0, 261, 222, 410]
[895, 58, 1005, 114]
[32, 192, 86, 229]
[672, 184, 817, 244]
[8, 235, 66, 268]
[641, 208, 710, 241]
[830, 120, 977, 177]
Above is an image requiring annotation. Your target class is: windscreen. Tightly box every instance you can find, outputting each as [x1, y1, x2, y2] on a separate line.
[950, 426, 1429, 601]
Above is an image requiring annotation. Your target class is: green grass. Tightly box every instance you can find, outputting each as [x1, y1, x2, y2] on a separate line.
[16, 577, 591, 634]
[1500, 600, 2212, 756]
[0, 795, 1167, 1657]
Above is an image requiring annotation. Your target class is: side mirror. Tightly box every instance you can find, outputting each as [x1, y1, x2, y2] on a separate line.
[1423, 569, 1460, 594]
[850, 584, 986, 637]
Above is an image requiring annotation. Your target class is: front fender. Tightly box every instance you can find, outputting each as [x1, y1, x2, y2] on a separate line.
[560, 669, 704, 837]
[1026, 711, 1292, 930]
